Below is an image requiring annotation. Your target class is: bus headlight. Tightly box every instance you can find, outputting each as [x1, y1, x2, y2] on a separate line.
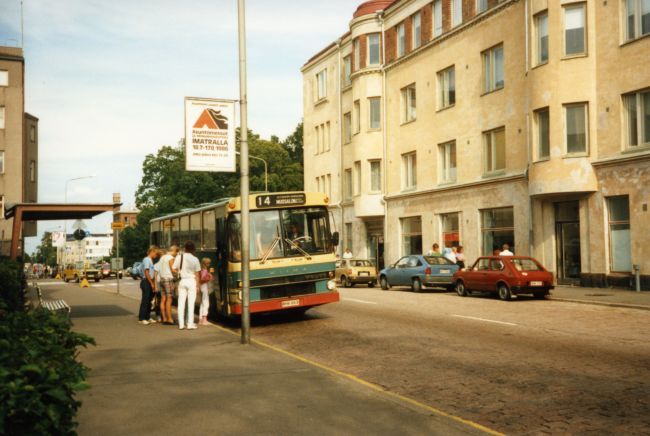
[327, 280, 336, 290]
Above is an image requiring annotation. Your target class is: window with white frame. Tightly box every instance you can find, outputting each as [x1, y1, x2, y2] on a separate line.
[402, 152, 417, 190]
[397, 23, 406, 57]
[441, 212, 460, 248]
[354, 100, 361, 134]
[30, 160, 35, 182]
[369, 160, 381, 192]
[369, 97, 381, 130]
[401, 84, 416, 123]
[401, 217, 422, 256]
[535, 11, 549, 64]
[438, 141, 457, 183]
[0, 107, 5, 129]
[607, 196, 632, 272]
[482, 44, 504, 93]
[477, 0, 488, 14]
[452, 0, 462, 27]
[354, 161, 361, 195]
[325, 121, 331, 151]
[437, 66, 455, 109]
[624, 89, 650, 149]
[344, 169, 353, 200]
[354, 39, 361, 70]
[484, 127, 506, 173]
[314, 125, 320, 154]
[0, 151, 4, 174]
[625, 0, 650, 41]
[343, 112, 352, 143]
[343, 55, 352, 86]
[564, 3, 586, 56]
[433, 0, 443, 37]
[536, 108, 550, 159]
[565, 103, 588, 154]
[0, 70, 7, 87]
[412, 13, 422, 49]
[368, 33, 381, 66]
[316, 69, 327, 100]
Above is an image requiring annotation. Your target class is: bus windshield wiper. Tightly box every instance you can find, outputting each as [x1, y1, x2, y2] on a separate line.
[260, 236, 281, 265]
[284, 238, 312, 260]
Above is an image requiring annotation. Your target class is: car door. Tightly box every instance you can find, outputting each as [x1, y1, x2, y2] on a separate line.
[391, 256, 410, 285]
[335, 260, 345, 282]
[467, 258, 491, 290]
[487, 258, 506, 292]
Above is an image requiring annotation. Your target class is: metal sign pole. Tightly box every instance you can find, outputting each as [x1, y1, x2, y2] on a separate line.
[116, 229, 120, 295]
[238, 0, 251, 345]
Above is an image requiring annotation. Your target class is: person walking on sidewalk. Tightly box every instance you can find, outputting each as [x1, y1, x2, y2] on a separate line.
[158, 245, 178, 325]
[198, 258, 213, 326]
[173, 241, 201, 330]
[138, 246, 158, 325]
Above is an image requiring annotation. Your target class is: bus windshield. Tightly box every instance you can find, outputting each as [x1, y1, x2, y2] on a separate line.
[228, 207, 331, 261]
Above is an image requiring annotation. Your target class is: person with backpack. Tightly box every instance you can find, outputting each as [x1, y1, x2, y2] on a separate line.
[138, 246, 159, 325]
[172, 241, 201, 330]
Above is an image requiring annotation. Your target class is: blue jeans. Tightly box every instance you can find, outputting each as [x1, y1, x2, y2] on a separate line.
[139, 279, 153, 321]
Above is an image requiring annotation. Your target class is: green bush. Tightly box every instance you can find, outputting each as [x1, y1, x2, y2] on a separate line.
[0, 306, 95, 435]
[0, 257, 24, 313]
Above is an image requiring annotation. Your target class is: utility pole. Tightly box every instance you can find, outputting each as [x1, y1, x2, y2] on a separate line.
[116, 229, 120, 295]
[237, 0, 251, 344]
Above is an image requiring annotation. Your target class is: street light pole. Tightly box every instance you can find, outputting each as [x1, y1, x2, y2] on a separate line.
[236, 151, 268, 192]
[237, 0, 251, 345]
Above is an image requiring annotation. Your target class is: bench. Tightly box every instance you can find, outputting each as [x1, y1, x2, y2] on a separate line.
[28, 283, 71, 317]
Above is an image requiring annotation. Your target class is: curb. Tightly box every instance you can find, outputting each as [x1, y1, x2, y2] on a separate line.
[549, 297, 650, 311]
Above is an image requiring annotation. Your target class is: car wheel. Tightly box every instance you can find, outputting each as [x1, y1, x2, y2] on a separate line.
[368, 281, 375, 288]
[380, 276, 390, 290]
[456, 281, 468, 297]
[533, 291, 548, 299]
[344, 277, 353, 288]
[94, 278, 100, 282]
[497, 283, 512, 301]
[64, 277, 69, 283]
[132, 276, 138, 280]
[411, 278, 422, 293]
[75, 275, 80, 283]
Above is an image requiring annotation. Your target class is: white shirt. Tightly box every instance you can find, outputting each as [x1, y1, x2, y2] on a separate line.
[153, 261, 161, 283]
[500, 249, 514, 256]
[159, 253, 175, 279]
[343, 252, 353, 259]
[173, 252, 201, 280]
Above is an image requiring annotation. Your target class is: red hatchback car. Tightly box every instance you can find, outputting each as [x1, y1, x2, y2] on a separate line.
[453, 256, 554, 300]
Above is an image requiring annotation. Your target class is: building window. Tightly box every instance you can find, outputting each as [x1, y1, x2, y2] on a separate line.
[624, 89, 650, 149]
[565, 103, 588, 154]
[0, 196, 4, 220]
[0, 107, 5, 129]
[401, 84, 417, 123]
[369, 160, 381, 192]
[401, 217, 422, 256]
[438, 141, 457, 183]
[402, 152, 417, 190]
[325, 122, 330, 151]
[625, 0, 650, 41]
[535, 11, 549, 65]
[368, 33, 381, 66]
[483, 45, 504, 93]
[30, 125, 36, 142]
[397, 23, 406, 56]
[433, 0, 443, 37]
[0, 151, 4, 174]
[314, 125, 320, 154]
[316, 69, 327, 100]
[316, 177, 321, 193]
[441, 212, 460, 248]
[564, 3, 586, 56]
[345, 223, 353, 252]
[326, 174, 332, 198]
[412, 13, 422, 49]
[608, 196, 632, 272]
[343, 112, 352, 144]
[354, 39, 361, 71]
[369, 97, 381, 130]
[354, 100, 361, 134]
[484, 127, 506, 173]
[481, 207, 515, 255]
[0, 70, 7, 87]
[344, 169, 352, 200]
[536, 108, 550, 159]
[452, 0, 462, 27]
[477, 0, 488, 14]
[437, 66, 455, 109]
[343, 55, 352, 87]
[30, 160, 35, 182]
[354, 161, 361, 196]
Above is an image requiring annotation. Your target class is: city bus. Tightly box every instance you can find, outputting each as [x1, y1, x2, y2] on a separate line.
[149, 192, 340, 318]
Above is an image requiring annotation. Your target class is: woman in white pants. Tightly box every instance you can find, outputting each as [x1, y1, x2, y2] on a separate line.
[172, 241, 201, 330]
[198, 258, 213, 325]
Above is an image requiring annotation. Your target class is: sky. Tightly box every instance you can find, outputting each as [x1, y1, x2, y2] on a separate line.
[0, 0, 358, 254]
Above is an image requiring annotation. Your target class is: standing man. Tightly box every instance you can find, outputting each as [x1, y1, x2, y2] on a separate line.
[138, 246, 158, 325]
[500, 243, 514, 256]
[173, 241, 201, 330]
[158, 245, 178, 325]
[343, 248, 353, 259]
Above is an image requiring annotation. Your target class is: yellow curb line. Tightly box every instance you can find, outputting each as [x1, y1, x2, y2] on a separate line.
[206, 321, 503, 436]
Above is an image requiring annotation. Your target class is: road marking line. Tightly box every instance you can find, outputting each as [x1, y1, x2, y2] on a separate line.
[205, 322, 502, 436]
[451, 314, 517, 326]
[36, 282, 61, 286]
[342, 298, 378, 305]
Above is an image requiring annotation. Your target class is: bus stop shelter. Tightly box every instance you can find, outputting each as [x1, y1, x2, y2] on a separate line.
[3, 203, 119, 260]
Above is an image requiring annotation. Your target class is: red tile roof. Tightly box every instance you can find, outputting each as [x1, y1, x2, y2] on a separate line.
[353, 0, 397, 18]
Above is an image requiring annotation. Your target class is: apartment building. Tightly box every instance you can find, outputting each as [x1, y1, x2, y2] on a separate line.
[62, 233, 113, 265]
[0, 45, 39, 256]
[112, 192, 139, 248]
[303, 0, 650, 289]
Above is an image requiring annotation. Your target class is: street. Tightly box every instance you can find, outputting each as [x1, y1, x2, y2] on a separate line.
[51, 279, 650, 434]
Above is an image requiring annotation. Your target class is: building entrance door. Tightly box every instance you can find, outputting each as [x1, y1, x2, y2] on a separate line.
[555, 201, 581, 283]
[367, 235, 385, 270]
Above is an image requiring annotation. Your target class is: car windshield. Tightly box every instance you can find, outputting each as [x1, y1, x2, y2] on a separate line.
[350, 260, 373, 267]
[424, 256, 453, 265]
[508, 258, 542, 271]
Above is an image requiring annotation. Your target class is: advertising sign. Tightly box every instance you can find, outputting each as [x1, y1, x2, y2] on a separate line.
[51, 231, 66, 248]
[184, 97, 236, 172]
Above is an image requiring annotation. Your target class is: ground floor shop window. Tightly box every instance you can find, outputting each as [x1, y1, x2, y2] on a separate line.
[401, 217, 422, 255]
[481, 207, 514, 255]
[440, 212, 460, 248]
[607, 196, 632, 272]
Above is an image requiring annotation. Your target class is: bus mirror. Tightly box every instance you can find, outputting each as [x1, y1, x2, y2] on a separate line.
[332, 232, 339, 247]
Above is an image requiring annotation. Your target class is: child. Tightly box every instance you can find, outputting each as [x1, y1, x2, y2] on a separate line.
[199, 258, 213, 326]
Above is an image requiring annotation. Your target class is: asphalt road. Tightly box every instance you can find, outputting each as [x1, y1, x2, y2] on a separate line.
[57, 278, 650, 434]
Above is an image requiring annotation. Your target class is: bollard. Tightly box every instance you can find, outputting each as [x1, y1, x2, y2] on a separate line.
[632, 264, 641, 292]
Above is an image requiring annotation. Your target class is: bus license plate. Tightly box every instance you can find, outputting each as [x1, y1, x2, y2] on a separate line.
[530, 281, 543, 287]
[282, 299, 300, 308]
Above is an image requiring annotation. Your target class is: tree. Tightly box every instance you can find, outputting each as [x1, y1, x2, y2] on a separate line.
[283, 121, 303, 163]
[34, 232, 57, 266]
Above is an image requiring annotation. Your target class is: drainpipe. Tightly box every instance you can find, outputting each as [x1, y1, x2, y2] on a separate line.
[524, 0, 534, 259]
[633, 264, 641, 292]
[378, 9, 388, 264]
[336, 37, 344, 255]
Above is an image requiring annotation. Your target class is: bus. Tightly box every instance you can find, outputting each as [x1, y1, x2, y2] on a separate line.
[149, 192, 340, 317]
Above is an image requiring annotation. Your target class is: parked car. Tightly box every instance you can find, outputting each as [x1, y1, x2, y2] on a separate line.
[62, 263, 101, 283]
[97, 262, 123, 279]
[453, 256, 554, 301]
[379, 255, 459, 292]
[336, 259, 377, 287]
[129, 262, 143, 280]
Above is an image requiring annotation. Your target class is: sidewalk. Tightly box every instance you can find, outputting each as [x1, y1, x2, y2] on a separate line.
[43, 282, 490, 436]
[550, 285, 650, 310]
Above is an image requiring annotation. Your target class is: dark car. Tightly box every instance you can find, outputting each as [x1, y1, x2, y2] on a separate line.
[453, 256, 554, 301]
[379, 255, 459, 292]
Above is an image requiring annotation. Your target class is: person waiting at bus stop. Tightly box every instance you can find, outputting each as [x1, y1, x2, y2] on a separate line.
[173, 241, 201, 330]
[138, 246, 158, 325]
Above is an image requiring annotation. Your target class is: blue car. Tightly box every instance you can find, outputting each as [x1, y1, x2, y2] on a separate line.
[379, 255, 460, 292]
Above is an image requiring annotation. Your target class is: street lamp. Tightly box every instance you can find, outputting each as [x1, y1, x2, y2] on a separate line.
[236, 151, 268, 192]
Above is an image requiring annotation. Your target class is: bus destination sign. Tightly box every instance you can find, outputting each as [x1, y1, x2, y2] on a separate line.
[255, 193, 306, 208]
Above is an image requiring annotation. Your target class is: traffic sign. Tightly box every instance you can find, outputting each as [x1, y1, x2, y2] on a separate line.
[111, 257, 124, 270]
[111, 221, 125, 230]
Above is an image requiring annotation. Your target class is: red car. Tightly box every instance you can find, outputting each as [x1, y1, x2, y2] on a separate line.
[453, 256, 554, 300]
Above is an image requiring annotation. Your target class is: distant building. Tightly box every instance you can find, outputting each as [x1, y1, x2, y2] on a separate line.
[62, 234, 113, 265]
[112, 192, 139, 248]
[0, 45, 39, 256]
